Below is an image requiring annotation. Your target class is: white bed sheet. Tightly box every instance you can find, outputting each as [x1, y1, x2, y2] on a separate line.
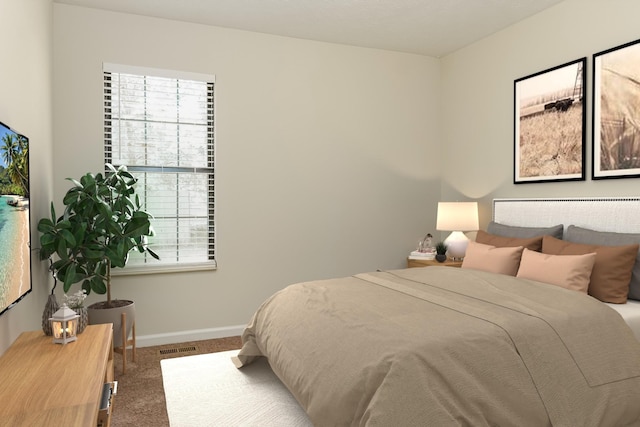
[605, 299, 640, 341]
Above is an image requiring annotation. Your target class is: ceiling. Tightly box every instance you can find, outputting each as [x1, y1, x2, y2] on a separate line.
[54, 0, 564, 57]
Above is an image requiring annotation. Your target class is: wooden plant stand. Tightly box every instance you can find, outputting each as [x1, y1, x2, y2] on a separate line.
[113, 312, 136, 374]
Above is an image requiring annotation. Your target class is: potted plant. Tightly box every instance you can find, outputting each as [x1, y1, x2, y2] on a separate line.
[37, 163, 158, 344]
[435, 242, 448, 263]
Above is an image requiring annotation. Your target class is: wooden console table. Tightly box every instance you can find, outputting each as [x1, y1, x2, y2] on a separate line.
[0, 324, 115, 426]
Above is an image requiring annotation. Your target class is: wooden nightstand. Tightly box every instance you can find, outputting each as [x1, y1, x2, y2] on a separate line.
[407, 258, 463, 268]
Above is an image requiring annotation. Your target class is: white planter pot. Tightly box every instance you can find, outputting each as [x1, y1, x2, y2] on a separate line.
[87, 300, 135, 348]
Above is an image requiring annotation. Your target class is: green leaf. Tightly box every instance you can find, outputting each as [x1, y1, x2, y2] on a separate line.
[78, 173, 96, 187]
[90, 276, 107, 294]
[82, 247, 104, 260]
[81, 280, 93, 295]
[98, 262, 107, 276]
[123, 217, 150, 237]
[62, 264, 77, 290]
[59, 229, 76, 247]
[56, 239, 68, 260]
[67, 177, 84, 188]
[39, 234, 56, 247]
[73, 225, 86, 246]
[104, 246, 122, 268]
[63, 280, 73, 294]
[49, 202, 57, 222]
[63, 190, 80, 206]
[56, 219, 72, 230]
[146, 247, 160, 260]
[51, 259, 71, 272]
[39, 247, 54, 261]
[37, 218, 54, 233]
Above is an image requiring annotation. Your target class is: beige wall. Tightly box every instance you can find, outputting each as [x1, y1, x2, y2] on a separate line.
[440, 0, 640, 227]
[51, 4, 441, 344]
[5, 0, 640, 352]
[0, 0, 53, 353]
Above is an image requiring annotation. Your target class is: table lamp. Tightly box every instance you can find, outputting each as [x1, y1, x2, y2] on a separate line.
[436, 202, 479, 261]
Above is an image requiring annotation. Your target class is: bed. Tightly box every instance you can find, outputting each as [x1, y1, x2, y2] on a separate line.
[234, 198, 640, 426]
[492, 197, 640, 341]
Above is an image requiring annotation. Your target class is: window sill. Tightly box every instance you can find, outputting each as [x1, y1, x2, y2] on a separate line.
[111, 262, 217, 276]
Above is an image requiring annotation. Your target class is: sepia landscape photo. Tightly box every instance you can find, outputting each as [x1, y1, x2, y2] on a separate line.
[514, 59, 585, 183]
[593, 39, 640, 179]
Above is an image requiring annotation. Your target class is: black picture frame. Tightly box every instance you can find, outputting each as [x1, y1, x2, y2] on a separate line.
[592, 38, 640, 180]
[513, 58, 586, 184]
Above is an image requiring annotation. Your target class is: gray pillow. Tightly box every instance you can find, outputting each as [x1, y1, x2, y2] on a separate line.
[487, 222, 564, 239]
[565, 225, 640, 301]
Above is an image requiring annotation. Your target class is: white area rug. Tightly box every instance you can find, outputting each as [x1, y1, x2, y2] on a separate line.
[161, 349, 313, 426]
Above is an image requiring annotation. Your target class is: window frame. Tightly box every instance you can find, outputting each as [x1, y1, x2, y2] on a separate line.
[103, 63, 217, 275]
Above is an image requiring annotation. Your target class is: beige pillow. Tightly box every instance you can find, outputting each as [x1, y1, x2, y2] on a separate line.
[542, 235, 639, 303]
[462, 241, 524, 276]
[516, 248, 596, 293]
[476, 230, 543, 251]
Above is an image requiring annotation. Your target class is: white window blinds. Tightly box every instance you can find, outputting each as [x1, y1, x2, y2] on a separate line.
[103, 63, 216, 272]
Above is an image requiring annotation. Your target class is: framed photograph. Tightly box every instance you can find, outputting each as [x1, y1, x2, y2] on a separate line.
[593, 38, 640, 179]
[514, 58, 586, 183]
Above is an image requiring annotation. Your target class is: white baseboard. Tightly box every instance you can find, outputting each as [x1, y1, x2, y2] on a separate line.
[136, 324, 246, 348]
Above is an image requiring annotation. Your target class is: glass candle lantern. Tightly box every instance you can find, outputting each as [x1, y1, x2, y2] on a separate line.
[49, 303, 79, 344]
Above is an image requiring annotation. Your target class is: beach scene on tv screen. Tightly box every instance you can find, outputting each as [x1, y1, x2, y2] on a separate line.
[0, 123, 30, 314]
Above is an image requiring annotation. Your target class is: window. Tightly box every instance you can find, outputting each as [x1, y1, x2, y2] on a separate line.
[103, 63, 216, 273]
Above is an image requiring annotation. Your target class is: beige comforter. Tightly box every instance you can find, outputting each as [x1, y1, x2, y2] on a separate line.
[234, 267, 640, 426]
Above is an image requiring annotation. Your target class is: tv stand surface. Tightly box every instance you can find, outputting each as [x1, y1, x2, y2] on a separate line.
[0, 323, 114, 426]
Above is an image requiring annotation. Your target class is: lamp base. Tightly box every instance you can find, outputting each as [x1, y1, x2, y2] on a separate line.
[444, 231, 470, 261]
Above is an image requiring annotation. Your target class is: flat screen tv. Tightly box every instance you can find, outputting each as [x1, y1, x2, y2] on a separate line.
[0, 120, 31, 316]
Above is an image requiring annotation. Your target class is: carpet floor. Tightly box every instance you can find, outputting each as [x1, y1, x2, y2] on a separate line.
[111, 336, 242, 426]
[161, 350, 312, 426]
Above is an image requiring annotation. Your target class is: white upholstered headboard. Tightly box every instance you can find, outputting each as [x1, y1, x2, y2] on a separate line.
[492, 197, 640, 234]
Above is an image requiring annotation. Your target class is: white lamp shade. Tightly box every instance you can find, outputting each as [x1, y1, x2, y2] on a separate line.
[436, 202, 479, 231]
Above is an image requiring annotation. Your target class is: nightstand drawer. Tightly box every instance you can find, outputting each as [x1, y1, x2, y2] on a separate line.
[407, 258, 463, 268]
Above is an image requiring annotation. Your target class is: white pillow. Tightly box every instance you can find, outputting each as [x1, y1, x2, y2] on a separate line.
[462, 241, 524, 276]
